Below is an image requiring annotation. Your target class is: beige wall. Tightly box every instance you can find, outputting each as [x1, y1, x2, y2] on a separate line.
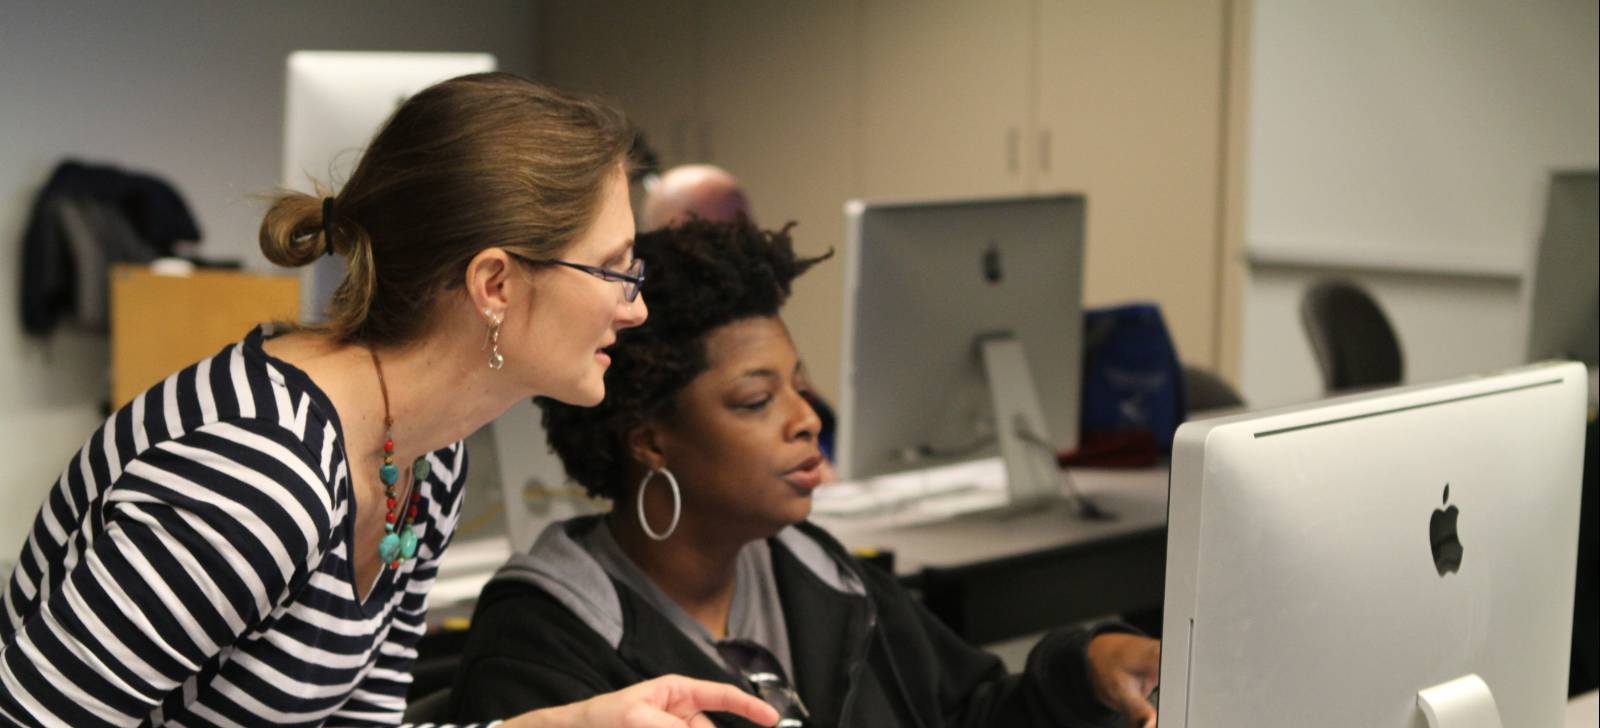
[537, 0, 1247, 400]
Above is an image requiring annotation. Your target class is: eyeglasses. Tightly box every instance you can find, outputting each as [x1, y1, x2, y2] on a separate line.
[540, 257, 646, 303]
[716, 640, 809, 728]
[745, 672, 810, 728]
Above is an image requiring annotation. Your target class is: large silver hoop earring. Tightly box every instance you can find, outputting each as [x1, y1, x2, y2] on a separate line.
[636, 467, 681, 541]
[482, 309, 504, 370]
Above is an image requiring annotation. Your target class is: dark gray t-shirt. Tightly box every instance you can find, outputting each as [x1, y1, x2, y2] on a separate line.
[579, 522, 795, 681]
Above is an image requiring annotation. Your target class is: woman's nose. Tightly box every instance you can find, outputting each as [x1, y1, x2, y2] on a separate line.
[787, 390, 822, 441]
[616, 291, 648, 329]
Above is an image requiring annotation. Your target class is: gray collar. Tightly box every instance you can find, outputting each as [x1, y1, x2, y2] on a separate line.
[491, 515, 865, 650]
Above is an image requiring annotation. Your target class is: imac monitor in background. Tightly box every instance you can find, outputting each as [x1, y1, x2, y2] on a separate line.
[1160, 362, 1588, 728]
[282, 51, 496, 323]
[837, 195, 1085, 507]
[1525, 169, 1598, 366]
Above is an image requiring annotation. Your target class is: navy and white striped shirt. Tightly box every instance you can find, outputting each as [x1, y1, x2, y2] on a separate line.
[0, 326, 480, 727]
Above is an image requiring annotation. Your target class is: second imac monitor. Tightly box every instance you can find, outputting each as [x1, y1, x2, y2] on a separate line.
[838, 195, 1085, 503]
[1161, 362, 1588, 727]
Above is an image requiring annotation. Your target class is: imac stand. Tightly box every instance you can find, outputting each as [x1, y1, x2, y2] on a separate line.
[1417, 674, 1503, 728]
[978, 334, 1060, 509]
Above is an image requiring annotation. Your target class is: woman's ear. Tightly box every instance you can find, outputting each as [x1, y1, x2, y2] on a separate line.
[626, 422, 668, 472]
[464, 247, 517, 317]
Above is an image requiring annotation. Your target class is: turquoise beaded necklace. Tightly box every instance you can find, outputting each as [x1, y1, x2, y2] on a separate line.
[370, 348, 425, 570]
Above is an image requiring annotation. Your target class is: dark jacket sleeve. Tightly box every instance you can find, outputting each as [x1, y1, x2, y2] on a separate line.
[856, 559, 1133, 728]
[449, 581, 632, 723]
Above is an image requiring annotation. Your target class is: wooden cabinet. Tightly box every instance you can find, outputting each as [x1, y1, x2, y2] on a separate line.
[1035, 0, 1228, 365]
[534, 0, 1240, 395]
[536, 0, 706, 168]
[110, 265, 299, 408]
[858, 0, 1035, 199]
[700, 1, 862, 397]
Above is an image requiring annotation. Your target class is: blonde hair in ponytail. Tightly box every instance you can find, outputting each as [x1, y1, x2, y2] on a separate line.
[258, 72, 632, 345]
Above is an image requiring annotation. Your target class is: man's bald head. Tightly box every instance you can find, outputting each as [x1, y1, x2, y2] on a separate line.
[640, 164, 752, 231]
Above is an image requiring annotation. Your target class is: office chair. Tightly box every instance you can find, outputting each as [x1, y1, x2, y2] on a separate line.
[405, 627, 466, 721]
[404, 687, 452, 723]
[1299, 279, 1404, 392]
[1182, 365, 1244, 412]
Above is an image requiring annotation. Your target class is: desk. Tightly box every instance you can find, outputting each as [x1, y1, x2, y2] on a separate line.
[432, 457, 1170, 639]
[811, 457, 1169, 643]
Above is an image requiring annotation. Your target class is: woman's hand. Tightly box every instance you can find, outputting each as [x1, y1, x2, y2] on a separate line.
[503, 675, 780, 728]
[1086, 633, 1161, 728]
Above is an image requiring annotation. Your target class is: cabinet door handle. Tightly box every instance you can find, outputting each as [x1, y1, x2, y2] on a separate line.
[1039, 129, 1052, 174]
[1007, 128, 1021, 175]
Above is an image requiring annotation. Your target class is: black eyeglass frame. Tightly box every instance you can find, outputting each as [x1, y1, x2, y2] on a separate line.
[538, 257, 647, 303]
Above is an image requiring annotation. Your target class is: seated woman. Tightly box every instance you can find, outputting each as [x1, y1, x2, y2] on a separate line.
[451, 219, 1160, 727]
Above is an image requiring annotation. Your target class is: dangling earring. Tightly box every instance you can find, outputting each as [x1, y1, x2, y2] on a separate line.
[636, 467, 681, 541]
[482, 308, 504, 370]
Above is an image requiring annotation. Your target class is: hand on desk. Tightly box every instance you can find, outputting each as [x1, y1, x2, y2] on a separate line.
[501, 675, 781, 727]
[1087, 633, 1161, 728]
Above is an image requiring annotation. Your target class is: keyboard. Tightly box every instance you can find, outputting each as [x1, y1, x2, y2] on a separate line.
[811, 457, 1012, 520]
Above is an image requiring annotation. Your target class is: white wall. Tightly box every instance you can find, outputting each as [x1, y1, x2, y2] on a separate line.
[1244, 266, 1525, 407]
[1241, 0, 1598, 408]
[0, 1, 538, 556]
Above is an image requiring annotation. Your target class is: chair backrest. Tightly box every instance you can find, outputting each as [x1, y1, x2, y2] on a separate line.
[404, 687, 452, 724]
[1182, 365, 1245, 412]
[1299, 279, 1404, 392]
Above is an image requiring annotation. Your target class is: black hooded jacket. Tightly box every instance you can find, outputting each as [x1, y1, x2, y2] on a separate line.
[19, 160, 201, 336]
[449, 517, 1129, 727]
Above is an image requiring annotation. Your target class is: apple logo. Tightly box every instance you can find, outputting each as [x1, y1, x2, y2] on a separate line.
[1430, 484, 1464, 577]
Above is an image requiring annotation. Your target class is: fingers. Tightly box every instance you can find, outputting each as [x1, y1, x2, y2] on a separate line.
[1122, 636, 1164, 696]
[1115, 689, 1158, 728]
[657, 675, 780, 725]
[1140, 639, 1163, 681]
[1130, 699, 1157, 728]
[1101, 667, 1158, 728]
[614, 710, 684, 728]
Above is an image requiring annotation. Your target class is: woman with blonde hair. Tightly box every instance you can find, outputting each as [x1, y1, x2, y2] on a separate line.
[0, 73, 776, 728]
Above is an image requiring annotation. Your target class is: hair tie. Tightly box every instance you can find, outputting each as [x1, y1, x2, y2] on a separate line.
[322, 197, 337, 256]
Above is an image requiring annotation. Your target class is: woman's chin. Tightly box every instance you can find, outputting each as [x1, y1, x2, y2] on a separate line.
[547, 380, 606, 408]
[785, 497, 813, 524]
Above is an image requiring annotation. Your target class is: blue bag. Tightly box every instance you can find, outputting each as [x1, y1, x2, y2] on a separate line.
[1079, 302, 1186, 450]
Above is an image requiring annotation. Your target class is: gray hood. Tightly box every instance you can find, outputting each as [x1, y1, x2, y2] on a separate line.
[490, 515, 867, 649]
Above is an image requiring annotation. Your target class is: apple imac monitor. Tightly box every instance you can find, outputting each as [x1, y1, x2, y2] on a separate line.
[1525, 170, 1598, 366]
[1160, 362, 1588, 728]
[282, 50, 496, 322]
[836, 194, 1084, 508]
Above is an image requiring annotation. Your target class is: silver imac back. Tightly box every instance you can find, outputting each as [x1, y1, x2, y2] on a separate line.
[837, 195, 1085, 503]
[1161, 362, 1588, 728]
[283, 51, 496, 323]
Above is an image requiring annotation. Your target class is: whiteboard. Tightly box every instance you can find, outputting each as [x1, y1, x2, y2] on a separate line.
[1245, 0, 1598, 274]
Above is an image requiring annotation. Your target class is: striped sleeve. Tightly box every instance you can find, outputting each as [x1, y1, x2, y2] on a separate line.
[0, 418, 334, 727]
[329, 445, 493, 728]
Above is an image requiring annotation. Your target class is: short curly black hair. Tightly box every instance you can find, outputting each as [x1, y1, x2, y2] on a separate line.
[537, 218, 830, 499]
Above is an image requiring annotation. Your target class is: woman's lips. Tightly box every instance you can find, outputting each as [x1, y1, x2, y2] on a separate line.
[783, 455, 825, 491]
